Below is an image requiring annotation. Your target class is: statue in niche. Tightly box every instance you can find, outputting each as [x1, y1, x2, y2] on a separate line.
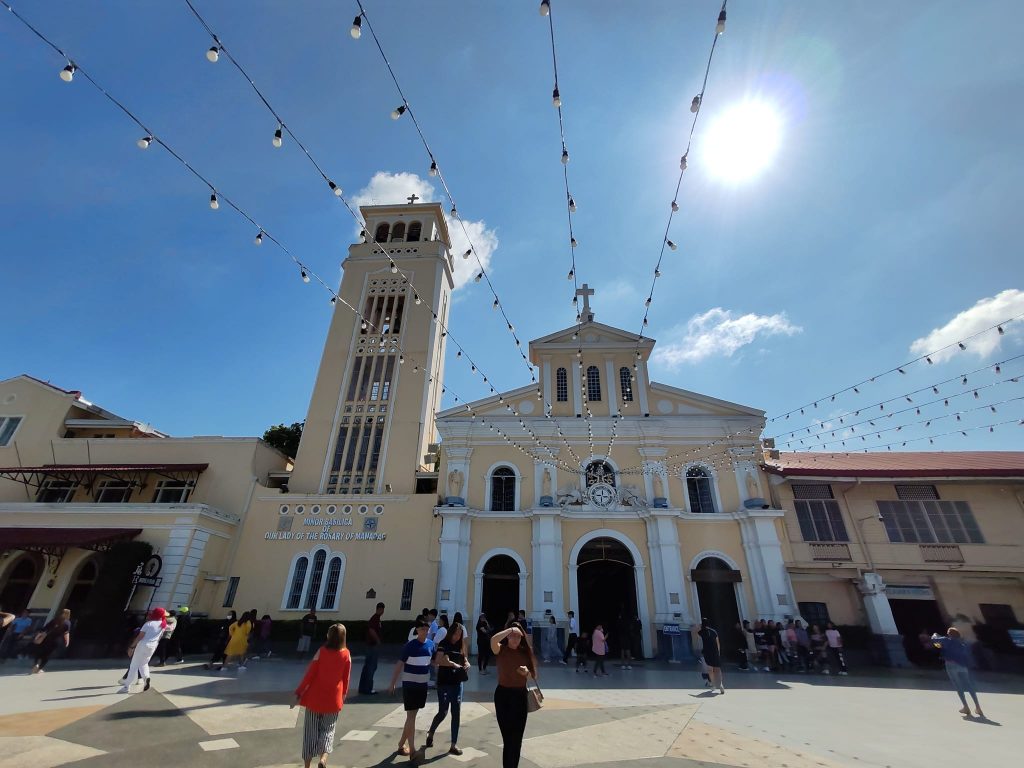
[447, 468, 464, 499]
[652, 473, 665, 499]
[745, 468, 762, 500]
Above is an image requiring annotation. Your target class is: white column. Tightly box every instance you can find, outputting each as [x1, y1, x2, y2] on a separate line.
[542, 356, 553, 412]
[635, 362, 650, 416]
[645, 512, 691, 624]
[738, 510, 792, 621]
[859, 572, 911, 666]
[437, 510, 471, 618]
[604, 356, 619, 417]
[530, 510, 565, 621]
[571, 363, 582, 417]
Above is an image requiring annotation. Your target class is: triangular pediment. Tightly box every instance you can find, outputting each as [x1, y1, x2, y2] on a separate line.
[436, 383, 539, 420]
[529, 321, 654, 364]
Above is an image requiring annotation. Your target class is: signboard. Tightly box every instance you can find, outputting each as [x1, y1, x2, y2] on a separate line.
[130, 555, 163, 588]
[662, 623, 682, 636]
[886, 585, 935, 599]
[1008, 629, 1024, 649]
[264, 517, 387, 542]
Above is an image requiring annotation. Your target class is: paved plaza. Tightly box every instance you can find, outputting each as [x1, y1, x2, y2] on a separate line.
[0, 655, 1019, 768]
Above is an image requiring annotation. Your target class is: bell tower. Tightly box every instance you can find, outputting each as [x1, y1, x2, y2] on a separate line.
[289, 202, 453, 495]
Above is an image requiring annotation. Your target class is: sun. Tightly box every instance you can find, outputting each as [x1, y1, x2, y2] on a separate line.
[701, 100, 782, 183]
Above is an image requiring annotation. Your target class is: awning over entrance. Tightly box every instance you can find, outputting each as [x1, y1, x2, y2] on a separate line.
[0, 463, 208, 489]
[0, 527, 142, 557]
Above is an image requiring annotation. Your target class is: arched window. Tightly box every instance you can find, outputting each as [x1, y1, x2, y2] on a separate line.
[304, 550, 328, 609]
[556, 367, 568, 402]
[320, 556, 344, 610]
[390, 222, 406, 242]
[585, 460, 615, 488]
[619, 367, 634, 402]
[0, 555, 41, 611]
[687, 466, 716, 514]
[407, 221, 422, 242]
[374, 223, 390, 242]
[286, 556, 308, 609]
[490, 466, 517, 511]
[586, 365, 602, 401]
[63, 559, 98, 616]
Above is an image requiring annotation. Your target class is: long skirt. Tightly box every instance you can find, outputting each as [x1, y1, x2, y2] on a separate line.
[302, 708, 339, 761]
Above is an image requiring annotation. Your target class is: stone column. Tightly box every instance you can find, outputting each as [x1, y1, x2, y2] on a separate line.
[738, 509, 793, 621]
[859, 572, 911, 666]
[437, 509, 472, 619]
[645, 512, 691, 624]
[542, 356, 553, 412]
[530, 508, 565, 621]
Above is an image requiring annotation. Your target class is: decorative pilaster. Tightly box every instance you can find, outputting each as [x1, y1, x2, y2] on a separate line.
[604, 355, 619, 417]
[571, 363, 582, 417]
[645, 512, 691, 624]
[859, 572, 911, 666]
[737, 508, 792, 621]
[437, 509, 472, 618]
[530, 509, 564, 620]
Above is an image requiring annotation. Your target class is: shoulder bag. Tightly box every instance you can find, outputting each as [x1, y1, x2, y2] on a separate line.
[526, 672, 544, 713]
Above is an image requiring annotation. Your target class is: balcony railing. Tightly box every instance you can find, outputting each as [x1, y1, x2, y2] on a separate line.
[809, 542, 852, 561]
[920, 543, 964, 563]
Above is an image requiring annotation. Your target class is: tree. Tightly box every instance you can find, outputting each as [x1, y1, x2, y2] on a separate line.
[263, 421, 303, 459]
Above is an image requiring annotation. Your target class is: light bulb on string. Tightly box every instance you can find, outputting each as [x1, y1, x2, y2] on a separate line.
[571, 237, 578, 248]
[428, 161, 438, 177]
[206, 46, 220, 63]
[350, 15, 362, 39]
[568, 196, 576, 213]
[998, 325, 1005, 335]
[254, 230, 264, 246]
[137, 136, 153, 149]
[330, 296, 337, 306]
[450, 205, 458, 218]
[667, 239, 678, 251]
[59, 63, 76, 82]
[328, 180, 343, 197]
[272, 125, 283, 148]
[390, 262, 398, 274]
[680, 154, 688, 172]
[474, 272, 483, 283]
[552, 87, 561, 107]
[361, 320, 367, 330]
[493, 299, 499, 310]
[300, 268, 310, 283]
[654, 268, 661, 278]
[716, 9, 727, 35]
[463, 249, 472, 259]
[567, 268, 574, 280]
[391, 105, 407, 120]
[561, 149, 570, 165]
[671, 201, 679, 212]
[958, 342, 967, 350]
[690, 95, 701, 113]
[209, 193, 219, 210]
[540, 0, 550, 17]
[399, 355, 405, 365]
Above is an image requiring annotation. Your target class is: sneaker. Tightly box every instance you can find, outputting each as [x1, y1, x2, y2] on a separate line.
[449, 746, 463, 756]
[959, 706, 971, 715]
[823, 669, 831, 675]
[117, 686, 130, 694]
[838, 671, 848, 676]
[238, 665, 247, 673]
[144, 678, 151, 691]
[719, 686, 725, 694]
[625, 665, 632, 670]
[559, 660, 567, 665]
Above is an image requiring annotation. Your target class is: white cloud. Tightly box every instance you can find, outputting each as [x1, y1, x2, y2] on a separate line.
[351, 171, 498, 291]
[652, 308, 802, 369]
[909, 289, 1024, 363]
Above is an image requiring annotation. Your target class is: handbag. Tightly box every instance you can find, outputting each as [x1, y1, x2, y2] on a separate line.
[526, 673, 544, 713]
[33, 632, 47, 645]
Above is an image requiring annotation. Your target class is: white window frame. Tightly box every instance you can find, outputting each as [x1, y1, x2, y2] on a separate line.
[37, 478, 76, 503]
[152, 479, 193, 504]
[682, 461, 724, 515]
[280, 547, 346, 611]
[0, 415, 24, 447]
[485, 461, 521, 512]
[95, 479, 133, 503]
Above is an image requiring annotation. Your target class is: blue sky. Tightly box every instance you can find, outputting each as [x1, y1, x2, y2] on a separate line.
[2, 1, 1022, 452]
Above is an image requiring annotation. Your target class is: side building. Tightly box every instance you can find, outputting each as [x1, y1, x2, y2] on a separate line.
[766, 451, 1024, 666]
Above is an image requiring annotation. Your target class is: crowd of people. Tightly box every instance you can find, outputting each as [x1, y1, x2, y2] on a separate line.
[1, 604, 992, 767]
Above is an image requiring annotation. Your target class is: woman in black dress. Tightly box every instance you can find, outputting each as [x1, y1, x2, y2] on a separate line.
[476, 614, 493, 674]
[32, 609, 71, 673]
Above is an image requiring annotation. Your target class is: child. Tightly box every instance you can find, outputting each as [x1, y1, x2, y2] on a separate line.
[574, 631, 589, 673]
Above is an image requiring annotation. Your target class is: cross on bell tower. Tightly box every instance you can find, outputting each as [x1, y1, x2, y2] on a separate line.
[575, 283, 595, 322]
[406, 193, 420, 204]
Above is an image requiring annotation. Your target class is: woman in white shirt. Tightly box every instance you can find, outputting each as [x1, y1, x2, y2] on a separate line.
[119, 607, 168, 693]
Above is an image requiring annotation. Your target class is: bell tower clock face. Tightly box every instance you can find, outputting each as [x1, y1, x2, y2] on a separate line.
[588, 483, 615, 508]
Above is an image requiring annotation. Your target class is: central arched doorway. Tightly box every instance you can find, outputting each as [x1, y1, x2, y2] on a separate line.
[576, 537, 637, 657]
[0, 554, 43, 612]
[481, 554, 521, 625]
[692, 556, 742, 635]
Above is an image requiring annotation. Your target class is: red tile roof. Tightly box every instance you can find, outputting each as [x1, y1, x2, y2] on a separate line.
[765, 451, 1024, 478]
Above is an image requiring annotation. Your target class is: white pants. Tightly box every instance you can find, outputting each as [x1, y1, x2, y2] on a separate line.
[126, 641, 159, 685]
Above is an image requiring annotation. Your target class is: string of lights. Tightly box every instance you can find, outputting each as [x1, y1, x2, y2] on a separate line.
[350, 0, 535, 383]
[177, 0, 591, 468]
[771, 354, 1024, 443]
[769, 315, 1023, 422]
[0, 0, 587, 474]
[629, 0, 728, 360]
[851, 416, 1024, 454]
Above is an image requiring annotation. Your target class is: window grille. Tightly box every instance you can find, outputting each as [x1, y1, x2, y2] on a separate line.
[586, 365, 601, 401]
[400, 578, 415, 611]
[223, 577, 240, 608]
[878, 500, 983, 544]
[895, 484, 939, 501]
[686, 466, 716, 513]
[556, 368, 568, 402]
[798, 601, 831, 628]
[491, 467, 517, 511]
[304, 551, 327, 609]
[794, 499, 849, 541]
[286, 557, 308, 609]
[320, 557, 343, 610]
[792, 484, 834, 500]
[619, 367, 633, 402]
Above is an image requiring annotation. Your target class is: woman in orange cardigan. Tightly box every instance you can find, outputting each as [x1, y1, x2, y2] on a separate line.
[293, 623, 352, 768]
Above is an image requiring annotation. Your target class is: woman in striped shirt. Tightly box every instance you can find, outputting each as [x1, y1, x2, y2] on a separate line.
[293, 623, 352, 768]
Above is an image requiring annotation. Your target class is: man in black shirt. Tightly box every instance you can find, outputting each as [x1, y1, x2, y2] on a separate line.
[298, 609, 317, 657]
[698, 618, 724, 694]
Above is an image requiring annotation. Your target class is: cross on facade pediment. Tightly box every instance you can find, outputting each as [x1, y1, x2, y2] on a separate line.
[406, 194, 420, 204]
[575, 283, 595, 321]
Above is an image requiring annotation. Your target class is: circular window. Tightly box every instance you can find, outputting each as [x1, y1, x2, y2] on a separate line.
[295, 505, 305, 515]
[279, 504, 289, 515]
[311, 505, 321, 515]
[342, 505, 353, 516]
[326, 505, 337, 515]
[374, 505, 384, 516]
[358, 505, 368, 516]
